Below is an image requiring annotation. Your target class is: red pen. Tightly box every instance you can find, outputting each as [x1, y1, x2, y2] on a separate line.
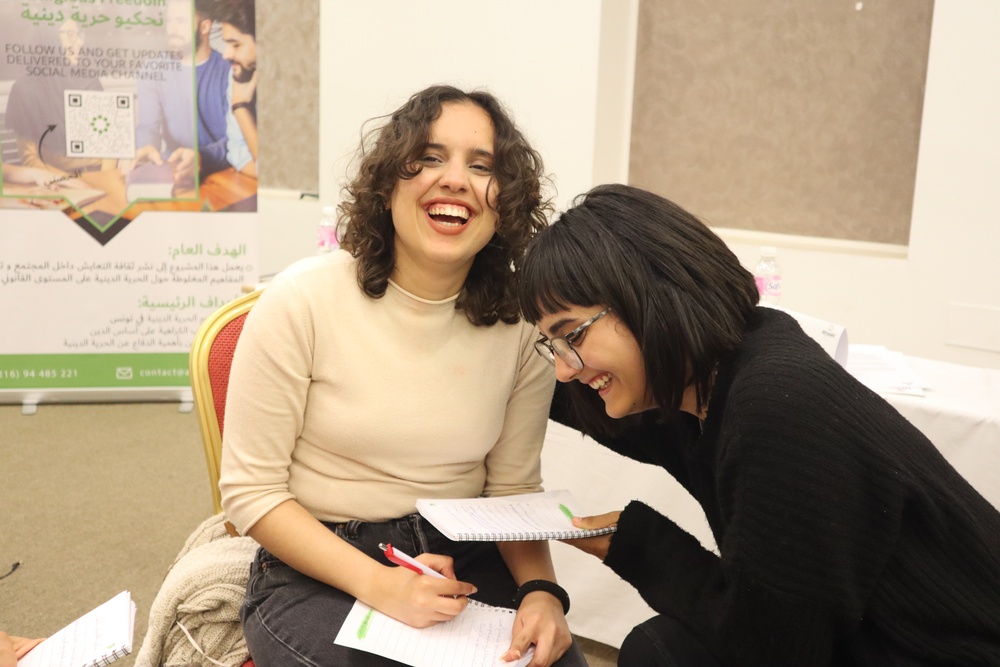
[379, 543, 446, 578]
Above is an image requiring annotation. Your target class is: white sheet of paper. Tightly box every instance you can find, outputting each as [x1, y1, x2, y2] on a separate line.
[18, 590, 135, 667]
[334, 599, 533, 667]
[847, 344, 929, 396]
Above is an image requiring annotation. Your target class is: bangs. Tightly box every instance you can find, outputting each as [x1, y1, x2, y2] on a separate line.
[517, 220, 607, 323]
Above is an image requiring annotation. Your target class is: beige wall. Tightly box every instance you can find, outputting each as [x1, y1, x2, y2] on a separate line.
[629, 0, 934, 245]
[258, 1, 999, 369]
[256, 0, 319, 193]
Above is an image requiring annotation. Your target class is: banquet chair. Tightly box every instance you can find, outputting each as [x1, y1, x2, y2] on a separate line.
[186, 288, 262, 667]
[189, 288, 262, 514]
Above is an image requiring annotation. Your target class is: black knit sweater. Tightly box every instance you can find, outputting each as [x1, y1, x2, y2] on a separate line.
[551, 308, 1000, 666]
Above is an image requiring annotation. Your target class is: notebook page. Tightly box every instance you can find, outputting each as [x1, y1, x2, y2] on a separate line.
[334, 600, 533, 667]
[19, 591, 135, 667]
[417, 490, 613, 540]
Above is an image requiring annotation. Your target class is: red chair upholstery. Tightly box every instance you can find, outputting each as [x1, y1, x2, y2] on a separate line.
[189, 288, 261, 514]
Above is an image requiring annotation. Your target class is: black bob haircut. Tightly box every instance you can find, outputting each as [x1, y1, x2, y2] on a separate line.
[517, 183, 759, 437]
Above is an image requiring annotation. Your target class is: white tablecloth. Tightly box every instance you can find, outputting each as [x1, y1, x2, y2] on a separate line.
[541, 355, 1000, 648]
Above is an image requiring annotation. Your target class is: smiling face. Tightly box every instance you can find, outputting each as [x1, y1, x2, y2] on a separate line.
[388, 101, 499, 296]
[537, 305, 656, 419]
[221, 21, 256, 76]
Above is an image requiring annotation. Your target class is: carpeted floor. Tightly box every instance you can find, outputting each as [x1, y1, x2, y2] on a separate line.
[0, 402, 618, 666]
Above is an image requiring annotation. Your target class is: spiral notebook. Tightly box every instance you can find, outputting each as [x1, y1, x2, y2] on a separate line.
[334, 599, 533, 667]
[416, 490, 616, 541]
[17, 590, 135, 667]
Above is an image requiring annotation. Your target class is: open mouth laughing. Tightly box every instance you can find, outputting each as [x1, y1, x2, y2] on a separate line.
[426, 203, 472, 227]
[589, 373, 611, 393]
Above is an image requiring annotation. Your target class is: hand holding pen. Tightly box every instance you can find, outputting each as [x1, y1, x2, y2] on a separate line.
[379, 543, 448, 578]
[377, 543, 477, 624]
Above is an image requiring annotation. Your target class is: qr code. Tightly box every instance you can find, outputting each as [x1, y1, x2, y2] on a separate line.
[64, 90, 136, 159]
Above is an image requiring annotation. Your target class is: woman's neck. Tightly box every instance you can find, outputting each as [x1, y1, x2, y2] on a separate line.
[390, 256, 471, 301]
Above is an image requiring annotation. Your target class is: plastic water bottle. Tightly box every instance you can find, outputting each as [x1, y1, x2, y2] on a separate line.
[754, 246, 782, 305]
[316, 205, 339, 254]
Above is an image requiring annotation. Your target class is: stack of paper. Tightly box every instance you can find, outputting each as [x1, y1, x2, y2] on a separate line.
[847, 344, 930, 396]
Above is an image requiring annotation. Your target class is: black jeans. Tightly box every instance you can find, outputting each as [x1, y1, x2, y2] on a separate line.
[241, 513, 587, 666]
[618, 615, 723, 667]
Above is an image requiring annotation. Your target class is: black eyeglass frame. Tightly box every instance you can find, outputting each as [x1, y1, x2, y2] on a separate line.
[533, 307, 612, 371]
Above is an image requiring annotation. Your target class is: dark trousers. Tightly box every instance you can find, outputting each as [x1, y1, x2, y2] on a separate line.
[241, 513, 587, 666]
[618, 615, 723, 667]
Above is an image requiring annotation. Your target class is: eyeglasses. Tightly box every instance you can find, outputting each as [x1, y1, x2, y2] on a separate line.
[534, 307, 611, 371]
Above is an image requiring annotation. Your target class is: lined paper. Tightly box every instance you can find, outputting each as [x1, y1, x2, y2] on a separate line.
[334, 599, 533, 667]
[416, 490, 616, 541]
[18, 590, 135, 667]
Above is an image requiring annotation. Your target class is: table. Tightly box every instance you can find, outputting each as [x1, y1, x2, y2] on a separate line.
[885, 356, 1000, 508]
[541, 353, 1000, 648]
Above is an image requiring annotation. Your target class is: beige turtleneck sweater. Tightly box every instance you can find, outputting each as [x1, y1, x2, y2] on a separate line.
[220, 250, 554, 534]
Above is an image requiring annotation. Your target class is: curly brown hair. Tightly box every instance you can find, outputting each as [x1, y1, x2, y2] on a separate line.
[338, 85, 551, 326]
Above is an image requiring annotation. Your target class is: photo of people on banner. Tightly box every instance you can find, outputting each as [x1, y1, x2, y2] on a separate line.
[0, 0, 257, 244]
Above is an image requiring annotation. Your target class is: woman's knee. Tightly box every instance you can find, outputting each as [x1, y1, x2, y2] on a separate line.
[618, 616, 721, 667]
[619, 624, 671, 667]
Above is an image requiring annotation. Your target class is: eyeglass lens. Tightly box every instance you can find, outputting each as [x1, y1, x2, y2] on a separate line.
[551, 338, 583, 370]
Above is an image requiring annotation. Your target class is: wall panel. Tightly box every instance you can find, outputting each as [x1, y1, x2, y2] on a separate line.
[629, 0, 934, 244]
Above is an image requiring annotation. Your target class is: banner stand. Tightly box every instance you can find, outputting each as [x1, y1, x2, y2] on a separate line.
[1, 1, 260, 408]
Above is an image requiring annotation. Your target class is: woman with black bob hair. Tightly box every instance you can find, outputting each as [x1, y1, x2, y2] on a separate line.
[518, 183, 1000, 666]
[221, 86, 587, 667]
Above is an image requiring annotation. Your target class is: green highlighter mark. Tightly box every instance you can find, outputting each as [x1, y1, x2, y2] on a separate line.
[357, 609, 374, 639]
[559, 503, 574, 521]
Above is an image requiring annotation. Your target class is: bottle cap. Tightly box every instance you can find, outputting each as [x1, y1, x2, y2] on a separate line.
[322, 205, 336, 216]
[760, 246, 777, 257]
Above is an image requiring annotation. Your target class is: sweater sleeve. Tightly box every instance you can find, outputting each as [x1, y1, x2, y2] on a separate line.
[604, 381, 906, 666]
[482, 322, 555, 497]
[219, 272, 312, 534]
[198, 137, 229, 177]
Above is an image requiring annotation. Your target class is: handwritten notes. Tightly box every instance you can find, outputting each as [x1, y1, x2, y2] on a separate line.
[416, 490, 616, 541]
[334, 600, 533, 667]
[18, 590, 135, 667]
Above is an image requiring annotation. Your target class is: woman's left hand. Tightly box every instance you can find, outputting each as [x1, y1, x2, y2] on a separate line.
[560, 511, 621, 560]
[500, 591, 573, 666]
[0, 632, 44, 667]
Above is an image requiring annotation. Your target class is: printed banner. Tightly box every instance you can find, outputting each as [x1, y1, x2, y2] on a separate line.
[1, 0, 259, 403]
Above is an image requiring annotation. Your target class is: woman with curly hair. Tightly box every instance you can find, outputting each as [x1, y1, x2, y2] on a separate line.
[220, 85, 587, 667]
